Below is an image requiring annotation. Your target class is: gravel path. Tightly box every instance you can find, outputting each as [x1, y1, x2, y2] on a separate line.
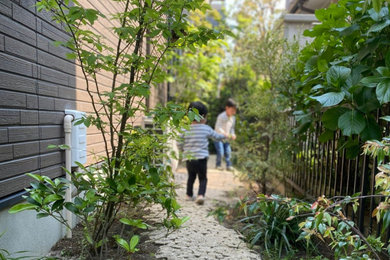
[146, 158, 261, 260]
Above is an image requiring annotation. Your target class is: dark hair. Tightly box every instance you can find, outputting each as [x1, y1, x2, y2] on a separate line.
[188, 101, 208, 118]
[226, 98, 237, 108]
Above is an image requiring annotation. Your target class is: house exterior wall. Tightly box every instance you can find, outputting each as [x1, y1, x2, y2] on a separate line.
[284, 14, 318, 46]
[0, 0, 167, 256]
[0, 0, 166, 204]
[284, 0, 336, 46]
[0, 0, 74, 203]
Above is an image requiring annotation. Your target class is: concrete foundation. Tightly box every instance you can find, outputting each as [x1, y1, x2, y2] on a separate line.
[0, 202, 79, 258]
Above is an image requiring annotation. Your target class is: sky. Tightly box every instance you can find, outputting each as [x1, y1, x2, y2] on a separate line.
[222, 0, 286, 29]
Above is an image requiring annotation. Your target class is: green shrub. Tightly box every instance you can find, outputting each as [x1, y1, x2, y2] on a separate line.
[239, 194, 314, 258]
[290, 0, 390, 155]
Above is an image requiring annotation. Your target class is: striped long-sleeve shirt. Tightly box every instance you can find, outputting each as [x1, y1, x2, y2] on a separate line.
[180, 124, 226, 160]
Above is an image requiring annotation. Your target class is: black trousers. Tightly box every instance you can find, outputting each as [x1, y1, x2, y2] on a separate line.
[186, 158, 208, 197]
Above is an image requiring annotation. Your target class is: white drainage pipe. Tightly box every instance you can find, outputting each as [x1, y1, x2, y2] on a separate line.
[64, 114, 74, 238]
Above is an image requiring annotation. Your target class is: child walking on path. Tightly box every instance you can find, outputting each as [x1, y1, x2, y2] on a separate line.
[214, 98, 237, 171]
[180, 101, 227, 205]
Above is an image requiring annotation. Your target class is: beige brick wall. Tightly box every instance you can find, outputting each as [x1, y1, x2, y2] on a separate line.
[0, 0, 166, 200]
[76, 0, 166, 164]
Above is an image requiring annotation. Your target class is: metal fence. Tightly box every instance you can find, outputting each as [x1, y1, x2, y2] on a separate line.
[285, 109, 390, 238]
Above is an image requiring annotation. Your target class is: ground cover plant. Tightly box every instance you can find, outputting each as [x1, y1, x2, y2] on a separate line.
[212, 154, 390, 259]
[8, 0, 226, 258]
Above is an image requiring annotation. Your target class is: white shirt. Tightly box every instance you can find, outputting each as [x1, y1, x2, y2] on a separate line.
[215, 111, 235, 137]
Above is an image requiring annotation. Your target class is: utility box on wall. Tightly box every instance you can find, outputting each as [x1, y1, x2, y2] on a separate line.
[65, 110, 87, 167]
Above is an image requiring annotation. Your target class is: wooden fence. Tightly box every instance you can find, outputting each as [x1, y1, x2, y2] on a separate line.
[285, 108, 390, 238]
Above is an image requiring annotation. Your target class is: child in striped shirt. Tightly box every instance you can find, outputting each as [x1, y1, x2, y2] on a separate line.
[180, 101, 227, 205]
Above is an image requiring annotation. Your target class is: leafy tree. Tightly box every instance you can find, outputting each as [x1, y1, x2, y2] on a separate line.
[169, 6, 230, 104]
[9, 0, 224, 257]
[223, 0, 298, 192]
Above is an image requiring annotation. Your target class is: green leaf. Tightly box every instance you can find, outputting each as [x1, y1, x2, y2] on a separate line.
[376, 66, 390, 77]
[52, 199, 64, 211]
[324, 212, 332, 226]
[322, 107, 349, 130]
[368, 19, 390, 33]
[326, 66, 351, 87]
[360, 76, 382, 88]
[36, 213, 50, 219]
[180, 216, 190, 225]
[149, 168, 160, 185]
[311, 92, 345, 107]
[380, 116, 390, 122]
[318, 223, 326, 234]
[43, 194, 62, 204]
[8, 203, 36, 213]
[319, 129, 334, 143]
[114, 236, 130, 252]
[317, 59, 328, 72]
[361, 116, 382, 141]
[119, 218, 147, 229]
[85, 9, 99, 25]
[129, 235, 140, 251]
[27, 173, 43, 182]
[338, 110, 366, 136]
[376, 79, 390, 104]
[64, 202, 78, 214]
[369, 6, 388, 21]
[354, 86, 380, 113]
[382, 210, 390, 231]
[66, 52, 77, 60]
[372, 0, 384, 13]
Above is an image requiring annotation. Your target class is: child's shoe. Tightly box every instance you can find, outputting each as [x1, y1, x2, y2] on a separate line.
[195, 195, 205, 205]
[186, 195, 194, 201]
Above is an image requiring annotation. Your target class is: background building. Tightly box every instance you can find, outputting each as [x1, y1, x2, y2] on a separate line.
[284, 0, 337, 45]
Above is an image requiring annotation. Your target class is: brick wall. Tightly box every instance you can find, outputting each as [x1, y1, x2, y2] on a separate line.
[0, 0, 166, 203]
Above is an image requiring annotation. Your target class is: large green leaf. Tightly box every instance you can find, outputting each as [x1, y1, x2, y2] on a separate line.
[354, 87, 380, 113]
[380, 116, 390, 122]
[311, 92, 345, 107]
[129, 235, 140, 252]
[372, 0, 384, 13]
[360, 76, 383, 88]
[376, 67, 390, 77]
[361, 116, 382, 141]
[368, 19, 390, 33]
[322, 107, 349, 130]
[338, 110, 366, 136]
[326, 66, 351, 87]
[376, 79, 390, 104]
[319, 129, 334, 143]
[345, 139, 361, 159]
[369, 6, 388, 21]
[317, 59, 328, 72]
